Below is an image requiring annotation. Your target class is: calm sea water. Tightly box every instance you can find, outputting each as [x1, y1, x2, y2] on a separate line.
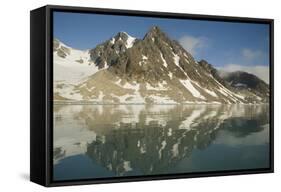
[53, 104, 270, 181]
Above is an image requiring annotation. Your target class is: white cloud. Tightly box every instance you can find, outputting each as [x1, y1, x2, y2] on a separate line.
[178, 35, 207, 55]
[242, 48, 265, 61]
[219, 64, 269, 83]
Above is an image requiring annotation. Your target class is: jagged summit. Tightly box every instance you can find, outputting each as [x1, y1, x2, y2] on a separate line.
[144, 26, 170, 42]
[145, 26, 164, 36]
[113, 31, 136, 48]
[115, 31, 130, 38]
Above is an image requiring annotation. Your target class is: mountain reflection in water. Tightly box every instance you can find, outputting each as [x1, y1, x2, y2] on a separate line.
[53, 104, 270, 181]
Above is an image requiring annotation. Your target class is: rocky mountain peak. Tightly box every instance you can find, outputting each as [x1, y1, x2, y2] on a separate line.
[114, 31, 130, 41]
[111, 31, 136, 48]
[148, 26, 163, 34]
[144, 26, 169, 41]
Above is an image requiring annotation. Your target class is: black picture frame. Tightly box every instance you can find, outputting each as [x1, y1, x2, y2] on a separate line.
[30, 5, 274, 187]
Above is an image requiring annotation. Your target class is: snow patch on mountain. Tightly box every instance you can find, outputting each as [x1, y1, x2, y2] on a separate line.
[180, 79, 205, 100]
[204, 88, 218, 98]
[148, 95, 177, 104]
[142, 55, 148, 60]
[118, 92, 144, 104]
[54, 42, 100, 84]
[168, 72, 173, 79]
[173, 53, 181, 68]
[122, 32, 136, 48]
[55, 84, 83, 101]
[110, 37, 115, 44]
[139, 55, 148, 66]
[121, 82, 139, 90]
[160, 52, 168, 67]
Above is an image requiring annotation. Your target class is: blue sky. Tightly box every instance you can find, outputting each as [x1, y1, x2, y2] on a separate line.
[53, 11, 270, 82]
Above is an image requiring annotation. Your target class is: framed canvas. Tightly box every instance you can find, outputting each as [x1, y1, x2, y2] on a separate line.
[30, 5, 274, 187]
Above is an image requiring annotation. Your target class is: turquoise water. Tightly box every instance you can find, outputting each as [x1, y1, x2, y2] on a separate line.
[53, 104, 270, 181]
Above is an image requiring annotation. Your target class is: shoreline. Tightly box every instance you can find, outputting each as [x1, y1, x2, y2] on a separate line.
[53, 101, 269, 106]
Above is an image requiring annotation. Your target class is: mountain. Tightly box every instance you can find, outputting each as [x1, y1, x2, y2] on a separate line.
[53, 26, 269, 104]
[220, 71, 269, 102]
